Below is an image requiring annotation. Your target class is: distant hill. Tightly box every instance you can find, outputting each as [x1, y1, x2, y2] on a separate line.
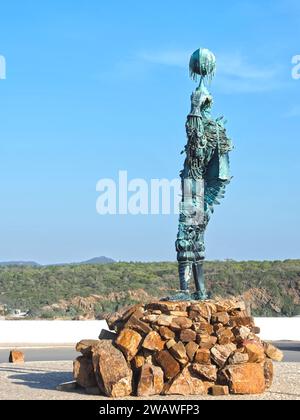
[0, 257, 115, 267]
[79, 257, 115, 265]
[0, 261, 40, 267]
[0, 260, 299, 319]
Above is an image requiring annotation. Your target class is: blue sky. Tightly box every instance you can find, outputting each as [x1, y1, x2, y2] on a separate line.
[0, 0, 299, 263]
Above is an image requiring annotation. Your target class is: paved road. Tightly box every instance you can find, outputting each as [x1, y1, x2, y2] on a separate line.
[0, 341, 299, 363]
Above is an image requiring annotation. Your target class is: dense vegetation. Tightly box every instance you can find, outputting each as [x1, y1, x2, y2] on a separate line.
[0, 260, 299, 318]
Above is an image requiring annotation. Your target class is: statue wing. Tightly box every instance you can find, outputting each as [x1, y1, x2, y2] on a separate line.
[204, 148, 231, 214]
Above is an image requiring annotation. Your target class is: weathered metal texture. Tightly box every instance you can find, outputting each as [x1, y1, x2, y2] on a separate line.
[172, 48, 233, 301]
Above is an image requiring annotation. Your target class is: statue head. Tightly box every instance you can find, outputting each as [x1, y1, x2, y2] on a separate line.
[189, 48, 216, 83]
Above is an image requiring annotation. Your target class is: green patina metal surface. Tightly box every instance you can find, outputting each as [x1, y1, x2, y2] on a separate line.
[171, 48, 233, 301]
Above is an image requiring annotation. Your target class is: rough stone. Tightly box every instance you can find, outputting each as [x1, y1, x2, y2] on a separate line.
[197, 334, 217, 349]
[159, 326, 175, 340]
[75, 340, 101, 356]
[169, 342, 189, 365]
[180, 329, 197, 343]
[170, 317, 193, 331]
[194, 348, 211, 365]
[137, 364, 164, 397]
[191, 363, 217, 382]
[142, 314, 160, 324]
[73, 356, 98, 388]
[157, 315, 174, 327]
[115, 328, 142, 361]
[263, 359, 274, 389]
[56, 381, 78, 392]
[98, 330, 117, 340]
[228, 351, 249, 365]
[193, 322, 213, 335]
[92, 340, 132, 398]
[216, 328, 234, 345]
[223, 363, 266, 395]
[211, 312, 230, 325]
[125, 315, 153, 335]
[9, 350, 24, 364]
[211, 344, 236, 368]
[232, 326, 251, 342]
[243, 340, 265, 363]
[263, 342, 284, 362]
[167, 311, 189, 317]
[146, 301, 189, 313]
[155, 350, 181, 380]
[185, 341, 199, 362]
[142, 331, 165, 352]
[189, 303, 212, 320]
[231, 316, 255, 328]
[163, 365, 207, 396]
[211, 385, 230, 396]
[132, 355, 145, 370]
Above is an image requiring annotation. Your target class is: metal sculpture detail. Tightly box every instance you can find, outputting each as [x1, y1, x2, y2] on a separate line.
[172, 48, 233, 301]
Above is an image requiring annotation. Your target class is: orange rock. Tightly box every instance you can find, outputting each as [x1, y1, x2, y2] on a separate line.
[243, 340, 265, 363]
[163, 366, 207, 396]
[191, 363, 217, 382]
[211, 343, 236, 368]
[180, 329, 197, 343]
[193, 322, 213, 335]
[146, 301, 189, 313]
[263, 359, 274, 389]
[115, 328, 142, 361]
[137, 363, 164, 397]
[9, 350, 24, 364]
[125, 314, 152, 335]
[194, 348, 211, 365]
[189, 303, 212, 320]
[228, 351, 249, 365]
[73, 356, 97, 388]
[92, 340, 132, 398]
[223, 363, 266, 395]
[157, 314, 174, 327]
[132, 354, 146, 370]
[231, 316, 255, 328]
[216, 328, 234, 345]
[159, 326, 175, 340]
[76, 340, 100, 356]
[155, 350, 181, 380]
[185, 341, 199, 362]
[211, 312, 230, 325]
[211, 385, 229, 396]
[142, 331, 165, 352]
[169, 341, 189, 365]
[167, 311, 189, 317]
[170, 317, 193, 331]
[197, 334, 217, 349]
[263, 342, 284, 362]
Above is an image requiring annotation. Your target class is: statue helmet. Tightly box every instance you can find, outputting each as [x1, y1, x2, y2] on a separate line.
[189, 48, 216, 83]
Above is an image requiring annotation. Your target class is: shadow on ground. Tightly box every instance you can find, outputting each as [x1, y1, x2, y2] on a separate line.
[0, 367, 73, 390]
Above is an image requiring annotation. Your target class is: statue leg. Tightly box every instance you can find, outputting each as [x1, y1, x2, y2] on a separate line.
[179, 261, 192, 294]
[192, 262, 208, 301]
[167, 260, 192, 301]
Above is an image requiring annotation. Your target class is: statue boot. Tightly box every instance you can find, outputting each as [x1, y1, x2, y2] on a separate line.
[192, 262, 208, 301]
[168, 261, 193, 301]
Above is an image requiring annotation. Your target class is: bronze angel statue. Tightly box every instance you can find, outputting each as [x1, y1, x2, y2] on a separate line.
[171, 48, 233, 301]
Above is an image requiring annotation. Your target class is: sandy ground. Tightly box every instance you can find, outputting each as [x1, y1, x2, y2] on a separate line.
[0, 361, 299, 400]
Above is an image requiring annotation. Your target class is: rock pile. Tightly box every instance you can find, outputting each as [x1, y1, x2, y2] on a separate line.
[73, 298, 283, 397]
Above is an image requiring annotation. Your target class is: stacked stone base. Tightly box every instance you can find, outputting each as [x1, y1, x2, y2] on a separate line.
[73, 298, 283, 397]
